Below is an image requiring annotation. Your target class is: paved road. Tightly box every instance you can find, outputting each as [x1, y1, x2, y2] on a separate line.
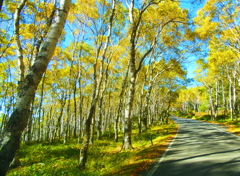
[147, 116, 240, 176]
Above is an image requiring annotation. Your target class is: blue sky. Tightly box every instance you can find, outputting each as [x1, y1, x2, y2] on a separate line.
[180, 0, 206, 81]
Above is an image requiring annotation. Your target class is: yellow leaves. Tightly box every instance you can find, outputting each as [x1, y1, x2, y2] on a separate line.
[68, 0, 101, 24]
[196, 9, 204, 18]
[1, 45, 16, 57]
[144, 0, 187, 26]
[160, 33, 174, 46]
[54, 46, 63, 58]
[160, 0, 187, 19]
[221, 28, 239, 43]
[141, 1, 188, 46]
[0, 12, 8, 20]
[35, 2, 56, 22]
[26, 24, 36, 33]
[96, 35, 107, 45]
[195, 0, 239, 42]
[203, 0, 218, 12]
[25, 1, 36, 15]
[7, 1, 18, 12]
[195, 1, 239, 82]
[38, 2, 47, 10]
[22, 32, 33, 40]
[195, 20, 219, 40]
[5, 49, 16, 56]
[184, 29, 197, 41]
[67, 13, 76, 23]
[0, 63, 7, 76]
[208, 35, 237, 66]
[74, 0, 99, 19]
[0, 29, 9, 45]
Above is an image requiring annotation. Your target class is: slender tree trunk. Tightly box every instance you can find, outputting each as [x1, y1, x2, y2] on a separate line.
[232, 72, 238, 119]
[90, 114, 95, 144]
[37, 74, 45, 141]
[209, 88, 215, 121]
[214, 80, 219, 121]
[77, 61, 84, 140]
[97, 96, 103, 140]
[229, 79, 234, 120]
[121, 0, 158, 150]
[65, 52, 75, 143]
[143, 83, 153, 131]
[114, 101, 123, 142]
[73, 79, 78, 138]
[65, 92, 71, 144]
[121, 71, 136, 150]
[96, 77, 108, 140]
[114, 67, 129, 142]
[25, 95, 35, 144]
[78, 0, 116, 169]
[54, 94, 67, 140]
[78, 101, 96, 169]
[222, 81, 227, 116]
[46, 105, 54, 142]
[138, 76, 146, 134]
[0, 1, 70, 174]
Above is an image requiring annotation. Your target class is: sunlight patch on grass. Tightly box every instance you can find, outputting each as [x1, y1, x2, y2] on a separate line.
[227, 124, 240, 135]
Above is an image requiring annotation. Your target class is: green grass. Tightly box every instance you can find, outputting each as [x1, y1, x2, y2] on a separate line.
[7, 120, 177, 176]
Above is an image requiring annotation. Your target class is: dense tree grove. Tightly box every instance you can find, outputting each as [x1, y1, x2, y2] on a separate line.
[175, 0, 239, 121]
[0, 0, 239, 174]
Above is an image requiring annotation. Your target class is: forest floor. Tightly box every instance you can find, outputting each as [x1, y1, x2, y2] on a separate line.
[7, 119, 177, 176]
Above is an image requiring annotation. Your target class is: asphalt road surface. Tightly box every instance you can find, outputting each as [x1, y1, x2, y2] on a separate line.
[147, 116, 240, 176]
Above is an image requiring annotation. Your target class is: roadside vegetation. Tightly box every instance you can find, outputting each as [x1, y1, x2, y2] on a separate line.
[7, 120, 177, 176]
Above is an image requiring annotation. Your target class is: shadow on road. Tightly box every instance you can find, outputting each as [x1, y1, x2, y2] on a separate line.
[143, 116, 240, 176]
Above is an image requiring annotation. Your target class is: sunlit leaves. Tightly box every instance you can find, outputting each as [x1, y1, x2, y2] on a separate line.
[194, 0, 239, 84]
[72, 0, 99, 18]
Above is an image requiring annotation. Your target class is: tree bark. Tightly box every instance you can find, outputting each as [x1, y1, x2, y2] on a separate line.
[229, 78, 234, 120]
[26, 95, 35, 144]
[37, 74, 46, 141]
[114, 67, 129, 142]
[78, 0, 116, 169]
[0, 0, 70, 175]
[121, 0, 156, 150]
[78, 102, 96, 169]
[121, 71, 136, 150]
[0, 0, 3, 11]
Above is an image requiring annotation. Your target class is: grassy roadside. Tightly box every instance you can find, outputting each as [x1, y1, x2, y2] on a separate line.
[175, 112, 240, 136]
[7, 120, 177, 176]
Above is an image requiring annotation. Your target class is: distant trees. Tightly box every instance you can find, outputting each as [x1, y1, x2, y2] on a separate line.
[175, 0, 239, 120]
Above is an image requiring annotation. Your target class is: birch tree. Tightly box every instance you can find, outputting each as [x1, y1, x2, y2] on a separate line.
[78, 0, 116, 169]
[0, 0, 71, 175]
[122, 0, 189, 150]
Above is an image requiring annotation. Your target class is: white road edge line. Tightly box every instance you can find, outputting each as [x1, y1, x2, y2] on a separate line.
[147, 122, 180, 176]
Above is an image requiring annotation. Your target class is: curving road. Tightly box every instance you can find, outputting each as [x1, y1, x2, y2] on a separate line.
[147, 116, 240, 176]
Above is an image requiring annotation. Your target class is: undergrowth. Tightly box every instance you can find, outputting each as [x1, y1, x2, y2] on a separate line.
[7, 120, 177, 176]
